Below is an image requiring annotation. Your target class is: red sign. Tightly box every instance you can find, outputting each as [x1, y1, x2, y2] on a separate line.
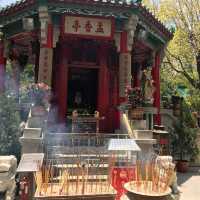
[111, 167, 135, 200]
[63, 15, 114, 40]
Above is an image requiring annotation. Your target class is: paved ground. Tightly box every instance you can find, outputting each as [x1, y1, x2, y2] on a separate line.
[178, 167, 200, 200]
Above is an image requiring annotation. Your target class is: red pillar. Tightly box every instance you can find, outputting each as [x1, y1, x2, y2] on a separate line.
[119, 31, 128, 104]
[152, 52, 161, 125]
[46, 24, 53, 49]
[113, 72, 120, 130]
[57, 42, 69, 122]
[98, 44, 109, 132]
[0, 40, 6, 93]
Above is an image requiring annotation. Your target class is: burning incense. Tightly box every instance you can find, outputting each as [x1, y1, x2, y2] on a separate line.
[81, 163, 86, 194]
[76, 160, 80, 193]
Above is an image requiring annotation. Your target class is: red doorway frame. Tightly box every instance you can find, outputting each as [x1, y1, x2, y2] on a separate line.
[67, 64, 100, 115]
[56, 39, 118, 132]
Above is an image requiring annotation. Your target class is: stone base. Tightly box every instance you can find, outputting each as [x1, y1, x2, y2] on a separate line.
[20, 137, 43, 154]
[131, 120, 147, 130]
[134, 130, 153, 139]
[27, 116, 46, 128]
[23, 128, 42, 138]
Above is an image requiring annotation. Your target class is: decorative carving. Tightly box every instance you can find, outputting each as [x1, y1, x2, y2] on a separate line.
[125, 14, 139, 51]
[38, 6, 49, 46]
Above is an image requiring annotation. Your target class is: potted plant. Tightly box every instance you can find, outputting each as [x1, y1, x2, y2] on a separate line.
[126, 86, 144, 120]
[171, 121, 199, 172]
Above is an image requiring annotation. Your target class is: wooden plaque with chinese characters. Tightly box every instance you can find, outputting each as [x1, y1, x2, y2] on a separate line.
[63, 15, 114, 40]
[119, 53, 132, 97]
[38, 48, 53, 86]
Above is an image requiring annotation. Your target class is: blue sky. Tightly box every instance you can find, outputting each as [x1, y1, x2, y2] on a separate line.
[1, 0, 17, 7]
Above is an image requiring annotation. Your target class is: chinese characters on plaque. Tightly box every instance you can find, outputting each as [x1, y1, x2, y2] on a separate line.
[38, 48, 53, 86]
[64, 16, 113, 39]
[119, 53, 132, 97]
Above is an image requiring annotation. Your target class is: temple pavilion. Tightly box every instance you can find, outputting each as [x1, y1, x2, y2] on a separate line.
[0, 1, 174, 200]
[0, 0, 172, 133]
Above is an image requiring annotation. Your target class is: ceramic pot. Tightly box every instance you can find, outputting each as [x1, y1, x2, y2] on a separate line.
[129, 107, 144, 120]
[176, 160, 189, 173]
[124, 182, 171, 200]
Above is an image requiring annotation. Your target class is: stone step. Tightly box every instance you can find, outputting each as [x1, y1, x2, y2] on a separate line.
[135, 138, 156, 145]
[23, 127, 42, 138]
[20, 137, 43, 154]
[27, 116, 46, 128]
[134, 130, 153, 139]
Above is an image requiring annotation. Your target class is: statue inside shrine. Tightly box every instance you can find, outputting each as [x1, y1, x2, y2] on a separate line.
[74, 91, 82, 108]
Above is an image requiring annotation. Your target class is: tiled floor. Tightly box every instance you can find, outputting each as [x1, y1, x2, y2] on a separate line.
[178, 168, 200, 200]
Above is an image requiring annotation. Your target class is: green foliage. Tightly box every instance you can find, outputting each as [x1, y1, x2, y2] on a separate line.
[19, 64, 35, 104]
[20, 64, 34, 86]
[182, 101, 197, 128]
[186, 91, 200, 112]
[23, 83, 51, 107]
[171, 121, 199, 161]
[0, 94, 21, 160]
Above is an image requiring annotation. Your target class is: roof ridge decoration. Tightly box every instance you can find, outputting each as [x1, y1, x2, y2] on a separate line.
[48, 0, 173, 39]
[0, 0, 173, 39]
[0, 0, 36, 16]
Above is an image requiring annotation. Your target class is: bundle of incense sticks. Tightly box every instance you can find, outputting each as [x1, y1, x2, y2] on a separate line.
[34, 153, 117, 197]
[60, 169, 69, 195]
[34, 169, 43, 195]
[131, 157, 175, 195]
[76, 159, 81, 194]
[81, 163, 88, 194]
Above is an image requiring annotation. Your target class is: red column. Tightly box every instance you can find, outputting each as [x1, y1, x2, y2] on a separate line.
[113, 72, 120, 130]
[119, 31, 128, 104]
[98, 44, 109, 132]
[57, 42, 69, 122]
[46, 23, 53, 48]
[0, 40, 6, 93]
[152, 52, 161, 125]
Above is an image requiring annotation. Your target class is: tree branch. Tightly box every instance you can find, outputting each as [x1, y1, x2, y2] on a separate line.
[165, 50, 199, 88]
